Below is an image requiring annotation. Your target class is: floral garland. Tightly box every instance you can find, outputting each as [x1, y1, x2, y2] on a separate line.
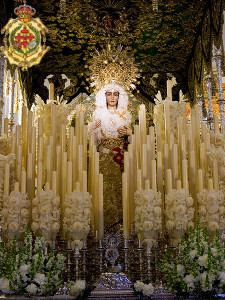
[153, 91, 187, 144]
[197, 188, 225, 233]
[159, 221, 225, 297]
[165, 189, 195, 245]
[31, 190, 61, 244]
[134, 189, 162, 248]
[0, 227, 66, 296]
[63, 190, 92, 250]
[0, 190, 30, 242]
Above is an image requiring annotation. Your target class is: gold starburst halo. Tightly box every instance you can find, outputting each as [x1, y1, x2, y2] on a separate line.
[87, 43, 140, 91]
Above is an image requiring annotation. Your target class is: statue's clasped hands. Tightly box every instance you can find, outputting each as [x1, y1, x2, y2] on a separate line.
[117, 126, 132, 136]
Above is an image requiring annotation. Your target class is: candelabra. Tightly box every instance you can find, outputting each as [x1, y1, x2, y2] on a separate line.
[214, 48, 225, 131]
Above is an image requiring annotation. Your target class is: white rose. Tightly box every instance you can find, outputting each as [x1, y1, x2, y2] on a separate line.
[176, 205, 186, 215]
[143, 221, 153, 231]
[0, 277, 12, 294]
[19, 264, 29, 275]
[31, 222, 39, 232]
[52, 222, 60, 233]
[153, 206, 162, 217]
[198, 254, 208, 267]
[166, 220, 175, 230]
[8, 221, 19, 233]
[52, 196, 60, 207]
[32, 197, 39, 207]
[74, 280, 85, 290]
[134, 280, 145, 292]
[25, 283, 37, 295]
[186, 196, 194, 207]
[34, 273, 47, 285]
[184, 274, 195, 284]
[208, 221, 219, 232]
[142, 283, 154, 296]
[73, 222, 83, 231]
[177, 264, 185, 275]
[208, 203, 219, 214]
[219, 206, 225, 215]
[189, 249, 197, 260]
[21, 208, 29, 218]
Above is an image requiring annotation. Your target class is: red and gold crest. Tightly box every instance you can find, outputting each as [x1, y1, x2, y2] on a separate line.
[1, 2, 50, 70]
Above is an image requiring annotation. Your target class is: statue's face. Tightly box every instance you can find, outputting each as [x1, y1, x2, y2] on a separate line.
[106, 89, 119, 107]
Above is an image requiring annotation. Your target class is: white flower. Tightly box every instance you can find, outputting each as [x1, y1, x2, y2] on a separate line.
[19, 264, 29, 275]
[134, 280, 145, 292]
[166, 220, 175, 230]
[25, 283, 37, 295]
[34, 273, 47, 285]
[142, 283, 154, 296]
[8, 221, 19, 233]
[184, 274, 195, 284]
[199, 205, 207, 216]
[74, 280, 85, 290]
[198, 254, 208, 267]
[189, 249, 197, 260]
[0, 277, 12, 294]
[219, 272, 225, 284]
[153, 206, 162, 217]
[177, 264, 185, 275]
[143, 221, 153, 231]
[186, 196, 194, 207]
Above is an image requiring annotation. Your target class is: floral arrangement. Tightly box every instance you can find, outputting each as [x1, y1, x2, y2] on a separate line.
[0, 190, 30, 242]
[0, 227, 66, 296]
[63, 190, 92, 250]
[31, 190, 61, 244]
[134, 189, 162, 248]
[197, 188, 225, 233]
[165, 188, 195, 245]
[68, 280, 86, 298]
[153, 90, 187, 144]
[134, 280, 155, 296]
[159, 221, 225, 298]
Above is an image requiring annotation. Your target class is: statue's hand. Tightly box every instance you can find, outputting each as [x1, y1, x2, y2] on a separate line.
[95, 119, 101, 129]
[117, 126, 132, 136]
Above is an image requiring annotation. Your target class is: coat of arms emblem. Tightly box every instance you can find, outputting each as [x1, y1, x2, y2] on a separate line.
[1, 2, 50, 70]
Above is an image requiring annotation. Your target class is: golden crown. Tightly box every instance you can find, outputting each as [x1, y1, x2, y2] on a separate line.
[87, 43, 140, 91]
[14, 3, 36, 21]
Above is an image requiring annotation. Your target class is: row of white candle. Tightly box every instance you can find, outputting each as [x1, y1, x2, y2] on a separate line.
[121, 81, 221, 238]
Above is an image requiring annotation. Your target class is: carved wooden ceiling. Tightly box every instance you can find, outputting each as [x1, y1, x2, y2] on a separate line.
[0, 0, 215, 104]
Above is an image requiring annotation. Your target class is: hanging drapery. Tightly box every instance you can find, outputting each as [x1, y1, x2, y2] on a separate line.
[187, 0, 224, 105]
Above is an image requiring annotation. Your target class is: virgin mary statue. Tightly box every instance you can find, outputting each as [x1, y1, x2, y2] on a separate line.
[88, 83, 132, 229]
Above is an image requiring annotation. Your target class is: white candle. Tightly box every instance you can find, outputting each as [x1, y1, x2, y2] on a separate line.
[145, 179, 150, 190]
[208, 178, 213, 191]
[157, 151, 163, 193]
[49, 82, 54, 100]
[141, 144, 147, 181]
[167, 79, 172, 100]
[213, 115, 219, 133]
[27, 153, 33, 200]
[213, 159, 219, 190]
[166, 169, 172, 194]
[182, 159, 188, 191]
[76, 181, 80, 192]
[52, 170, 57, 196]
[67, 161, 72, 194]
[151, 160, 157, 190]
[172, 144, 178, 189]
[164, 102, 170, 145]
[82, 170, 87, 193]
[4, 163, 10, 196]
[45, 182, 50, 192]
[37, 161, 43, 196]
[21, 170, 26, 194]
[4, 118, 9, 137]
[176, 180, 182, 190]
[137, 169, 142, 190]
[14, 181, 19, 192]
[198, 169, 203, 193]
[155, 122, 162, 153]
